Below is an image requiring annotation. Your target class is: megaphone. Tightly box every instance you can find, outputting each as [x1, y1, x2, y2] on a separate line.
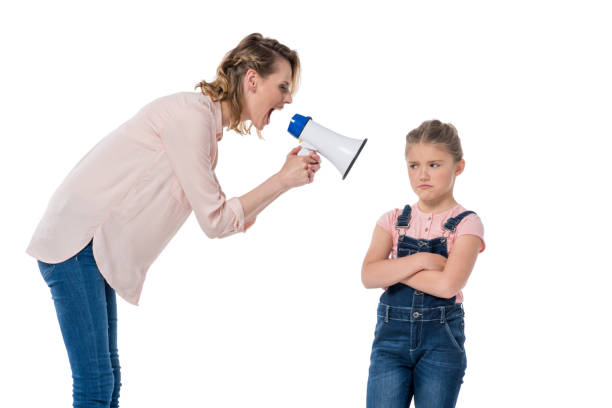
[287, 114, 367, 180]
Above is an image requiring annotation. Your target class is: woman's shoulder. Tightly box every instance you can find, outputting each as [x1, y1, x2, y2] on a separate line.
[144, 92, 219, 130]
[147, 92, 214, 111]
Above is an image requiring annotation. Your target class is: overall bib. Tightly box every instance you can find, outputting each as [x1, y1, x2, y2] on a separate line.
[366, 205, 475, 408]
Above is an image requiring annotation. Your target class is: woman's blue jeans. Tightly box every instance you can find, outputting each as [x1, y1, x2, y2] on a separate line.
[38, 241, 121, 408]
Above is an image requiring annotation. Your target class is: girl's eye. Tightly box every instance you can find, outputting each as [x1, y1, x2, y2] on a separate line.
[431, 163, 440, 168]
[409, 164, 418, 169]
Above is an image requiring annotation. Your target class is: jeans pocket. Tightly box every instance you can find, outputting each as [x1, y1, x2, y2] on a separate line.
[443, 317, 465, 353]
[37, 260, 56, 281]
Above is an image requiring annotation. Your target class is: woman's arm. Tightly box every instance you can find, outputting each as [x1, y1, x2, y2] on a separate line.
[239, 147, 321, 225]
[161, 106, 319, 239]
[361, 225, 446, 289]
[400, 234, 482, 298]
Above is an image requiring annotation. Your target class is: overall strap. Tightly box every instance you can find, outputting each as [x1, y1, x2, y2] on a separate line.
[443, 211, 476, 232]
[396, 205, 412, 228]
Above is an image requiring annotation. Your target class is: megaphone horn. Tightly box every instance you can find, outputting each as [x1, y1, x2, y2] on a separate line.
[287, 114, 367, 180]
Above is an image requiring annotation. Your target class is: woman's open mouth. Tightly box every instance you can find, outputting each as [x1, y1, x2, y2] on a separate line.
[265, 108, 273, 125]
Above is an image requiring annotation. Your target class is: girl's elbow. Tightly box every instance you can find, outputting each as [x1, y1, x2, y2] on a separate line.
[440, 280, 464, 299]
[361, 273, 371, 289]
[361, 266, 375, 289]
[439, 287, 457, 299]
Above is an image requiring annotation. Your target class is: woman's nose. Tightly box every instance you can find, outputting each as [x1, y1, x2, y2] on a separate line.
[284, 94, 293, 104]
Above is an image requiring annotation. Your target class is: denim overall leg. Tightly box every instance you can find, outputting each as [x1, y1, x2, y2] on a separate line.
[366, 206, 475, 408]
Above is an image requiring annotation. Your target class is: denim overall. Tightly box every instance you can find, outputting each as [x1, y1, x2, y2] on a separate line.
[366, 205, 476, 408]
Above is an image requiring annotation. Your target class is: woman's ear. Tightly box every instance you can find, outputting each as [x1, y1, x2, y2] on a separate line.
[244, 68, 258, 92]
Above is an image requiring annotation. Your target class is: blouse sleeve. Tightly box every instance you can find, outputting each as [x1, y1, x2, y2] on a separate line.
[160, 105, 245, 238]
[455, 213, 485, 252]
[376, 209, 398, 238]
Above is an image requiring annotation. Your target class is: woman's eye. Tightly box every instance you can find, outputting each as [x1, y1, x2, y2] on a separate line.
[431, 163, 440, 168]
[409, 164, 418, 169]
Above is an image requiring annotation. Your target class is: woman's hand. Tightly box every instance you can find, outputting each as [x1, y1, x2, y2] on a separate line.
[244, 217, 256, 231]
[238, 148, 321, 227]
[417, 252, 448, 272]
[277, 146, 321, 189]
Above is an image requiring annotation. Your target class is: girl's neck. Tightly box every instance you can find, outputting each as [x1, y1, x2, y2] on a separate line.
[417, 195, 458, 215]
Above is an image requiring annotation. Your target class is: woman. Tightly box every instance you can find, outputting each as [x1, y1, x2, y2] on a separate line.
[27, 33, 320, 407]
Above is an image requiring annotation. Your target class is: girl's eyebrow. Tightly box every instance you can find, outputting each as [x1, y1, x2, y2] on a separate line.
[408, 159, 444, 164]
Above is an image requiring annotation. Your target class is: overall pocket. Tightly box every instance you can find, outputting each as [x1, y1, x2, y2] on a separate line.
[443, 316, 466, 353]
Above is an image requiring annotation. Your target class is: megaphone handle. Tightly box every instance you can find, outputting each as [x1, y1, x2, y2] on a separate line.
[297, 147, 312, 156]
[298, 141, 316, 156]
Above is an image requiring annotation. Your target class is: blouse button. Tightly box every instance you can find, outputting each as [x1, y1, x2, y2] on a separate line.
[413, 312, 420, 318]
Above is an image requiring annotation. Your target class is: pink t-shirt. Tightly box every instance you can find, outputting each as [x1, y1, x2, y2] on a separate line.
[27, 92, 245, 305]
[376, 203, 485, 303]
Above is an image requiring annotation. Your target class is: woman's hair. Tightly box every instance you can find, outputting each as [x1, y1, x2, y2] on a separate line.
[405, 120, 463, 162]
[195, 33, 300, 136]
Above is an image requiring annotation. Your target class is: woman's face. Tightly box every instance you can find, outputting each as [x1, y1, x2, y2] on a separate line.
[406, 142, 464, 203]
[242, 58, 293, 130]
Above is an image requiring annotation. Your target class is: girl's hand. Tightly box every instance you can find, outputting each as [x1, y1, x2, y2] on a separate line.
[418, 252, 447, 271]
[277, 147, 321, 189]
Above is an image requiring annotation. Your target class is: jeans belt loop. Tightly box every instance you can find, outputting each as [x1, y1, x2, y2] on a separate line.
[385, 305, 389, 323]
[440, 306, 445, 324]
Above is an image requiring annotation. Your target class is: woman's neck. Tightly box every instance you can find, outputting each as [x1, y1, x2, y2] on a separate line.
[220, 100, 231, 128]
[417, 195, 458, 215]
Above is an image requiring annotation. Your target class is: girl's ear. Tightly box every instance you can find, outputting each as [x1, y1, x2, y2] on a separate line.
[455, 159, 465, 176]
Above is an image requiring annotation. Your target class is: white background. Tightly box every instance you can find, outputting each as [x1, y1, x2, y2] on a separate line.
[2, 1, 611, 406]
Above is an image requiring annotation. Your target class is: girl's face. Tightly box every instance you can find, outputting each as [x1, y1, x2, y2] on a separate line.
[406, 142, 465, 203]
[242, 58, 293, 131]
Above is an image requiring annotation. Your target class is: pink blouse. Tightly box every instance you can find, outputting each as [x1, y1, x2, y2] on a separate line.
[376, 203, 485, 302]
[27, 92, 246, 305]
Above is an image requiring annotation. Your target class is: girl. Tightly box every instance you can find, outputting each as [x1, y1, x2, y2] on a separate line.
[27, 33, 321, 407]
[362, 120, 485, 407]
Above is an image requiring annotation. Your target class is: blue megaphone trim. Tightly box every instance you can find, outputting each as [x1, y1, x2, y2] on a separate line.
[287, 113, 312, 138]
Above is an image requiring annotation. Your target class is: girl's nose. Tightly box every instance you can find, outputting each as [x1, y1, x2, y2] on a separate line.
[284, 94, 292, 104]
[419, 168, 429, 180]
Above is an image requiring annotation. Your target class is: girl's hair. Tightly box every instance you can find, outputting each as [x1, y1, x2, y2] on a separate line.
[195, 33, 300, 136]
[405, 120, 463, 162]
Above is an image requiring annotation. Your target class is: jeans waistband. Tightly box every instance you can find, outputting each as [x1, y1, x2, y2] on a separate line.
[377, 302, 464, 323]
